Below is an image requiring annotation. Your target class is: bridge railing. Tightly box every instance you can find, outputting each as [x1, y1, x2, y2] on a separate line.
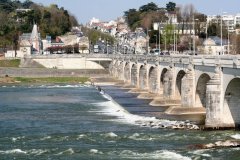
[112, 54, 240, 68]
[24, 53, 240, 68]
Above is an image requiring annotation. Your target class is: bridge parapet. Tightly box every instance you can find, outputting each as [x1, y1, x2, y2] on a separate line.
[113, 55, 240, 69]
[24, 54, 240, 69]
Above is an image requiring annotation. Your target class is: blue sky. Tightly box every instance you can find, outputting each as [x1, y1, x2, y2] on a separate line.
[32, 0, 240, 24]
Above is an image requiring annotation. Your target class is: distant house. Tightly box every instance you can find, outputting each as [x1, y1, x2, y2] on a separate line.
[199, 36, 228, 55]
[153, 22, 195, 35]
[78, 36, 89, 54]
[51, 37, 65, 47]
[19, 40, 32, 57]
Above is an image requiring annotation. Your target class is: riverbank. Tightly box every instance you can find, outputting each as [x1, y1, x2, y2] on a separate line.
[0, 76, 89, 84]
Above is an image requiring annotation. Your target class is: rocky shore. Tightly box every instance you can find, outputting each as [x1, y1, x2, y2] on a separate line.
[190, 140, 240, 149]
[136, 119, 200, 130]
[0, 76, 19, 83]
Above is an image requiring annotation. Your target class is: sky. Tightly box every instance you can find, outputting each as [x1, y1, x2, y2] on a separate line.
[32, 0, 240, 24]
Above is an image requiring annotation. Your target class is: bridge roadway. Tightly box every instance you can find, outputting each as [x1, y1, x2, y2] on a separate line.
[109, 54, 240, 129]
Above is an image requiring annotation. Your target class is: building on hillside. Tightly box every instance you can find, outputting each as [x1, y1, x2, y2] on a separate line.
[59, 35, 78, 46]
[19, 40, 32, 57]
[78, 36, 90, 54]
[5, 24, 42, 58]
[153, 22, 195, 35]
[236, 28, 240, 35]
[235, 14, 240, 26]
[42, 36, 65, 54]
[15, 9, 32, 22]
[207, 14, 240, 32]
[19, 24, 42, 54]
[165, 12, 178, 24]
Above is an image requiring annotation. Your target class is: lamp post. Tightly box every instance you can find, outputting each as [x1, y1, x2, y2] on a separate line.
[146, 28, 151, 54]
[135, 33, 138, 54]
[221, 13, 224, 55]
[193, 18, 199, 55]
[106, 40, 109, 55]
[173, 24, 176, 54]
[228, 22, 230, 55]
[158, 23, 161, 54]
[164, 27, 167, 52]
[225, 13, 230, 55]
[154, 35, 157, 50]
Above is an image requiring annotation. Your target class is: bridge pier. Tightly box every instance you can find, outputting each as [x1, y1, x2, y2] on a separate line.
[139, 64, 148, 90]
[163, 66, 175, 99]
[205, 65, 234, 128]
[131, 63, 139, 87]
[124, 62, 131, 84]
[181, 65, 196, 108]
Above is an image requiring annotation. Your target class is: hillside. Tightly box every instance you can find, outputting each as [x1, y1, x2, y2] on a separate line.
[0, 0, 78, 50]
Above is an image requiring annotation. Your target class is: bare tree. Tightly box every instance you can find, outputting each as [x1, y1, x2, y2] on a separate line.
[231, 34, 240, 54]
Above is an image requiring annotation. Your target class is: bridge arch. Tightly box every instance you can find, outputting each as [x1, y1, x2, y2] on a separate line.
[139, 65, 147, 90]
[124, 62, 131, 82]
[224, 78, 240, 127]
[195, 73, 211, 108]
[160, 68, 168, 95]
[148, 66, 158, 93]
[131, 63, 138, 86]
[175, 70, 186, 99]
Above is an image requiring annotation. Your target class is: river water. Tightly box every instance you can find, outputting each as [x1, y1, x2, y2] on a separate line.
[0, 84, 240, 160]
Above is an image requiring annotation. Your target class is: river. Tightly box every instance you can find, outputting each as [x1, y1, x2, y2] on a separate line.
[0, 84, 240, 159]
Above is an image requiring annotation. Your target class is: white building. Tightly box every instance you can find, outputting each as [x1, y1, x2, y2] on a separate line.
[235, 14, 240, 26]
[207, 13, 240, 32]
[222, 14, 235, 32]
[165, 12, 178, 24]
[89, 17, 101, 26]
[78, 36, 90, 54]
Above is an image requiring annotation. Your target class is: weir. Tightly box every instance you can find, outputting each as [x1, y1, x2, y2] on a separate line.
[110, 54, 240, 129]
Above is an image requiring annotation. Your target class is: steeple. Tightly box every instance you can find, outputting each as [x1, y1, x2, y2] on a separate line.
[31, 23, 40, 41]
[30, 23, 41, 54]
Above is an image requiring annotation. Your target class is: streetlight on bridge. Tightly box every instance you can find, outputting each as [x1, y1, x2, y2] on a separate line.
[193, 17, 199, 55]
[154, 35, 157, 50]
[146, 28, 151, 54]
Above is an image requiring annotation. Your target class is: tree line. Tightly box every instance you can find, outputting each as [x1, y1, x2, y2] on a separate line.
[0, 0, 78, 51]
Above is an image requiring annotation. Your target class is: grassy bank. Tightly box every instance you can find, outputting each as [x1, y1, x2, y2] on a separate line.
[0, 77, 89, 84]
[0, 59, 20, 67]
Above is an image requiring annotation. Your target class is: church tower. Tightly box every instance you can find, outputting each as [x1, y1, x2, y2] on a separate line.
[31, 24, 42, 54]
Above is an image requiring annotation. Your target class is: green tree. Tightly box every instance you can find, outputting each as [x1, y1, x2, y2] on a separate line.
[13, 32, 18, 57]
[0, 0, 78, 49]
[139, 2, 159, 13]
[124, 9, 140, 30]
[166, 2, 176, 12]
[207, 22, 228, 38]
[22, 0, 33, 8]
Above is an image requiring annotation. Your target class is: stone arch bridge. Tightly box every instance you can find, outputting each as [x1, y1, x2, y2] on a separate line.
[110, 54, 240, 129]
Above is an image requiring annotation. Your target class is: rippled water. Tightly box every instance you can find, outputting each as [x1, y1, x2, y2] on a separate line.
[0, 84, 240, 160]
